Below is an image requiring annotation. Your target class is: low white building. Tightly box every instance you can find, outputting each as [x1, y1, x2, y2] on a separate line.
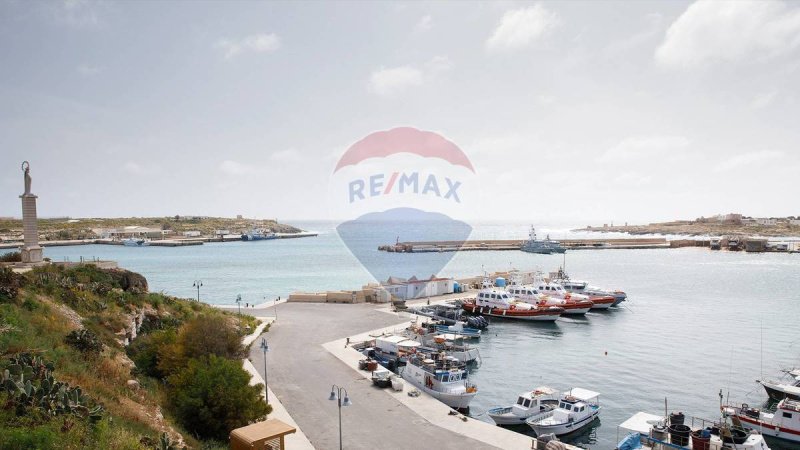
[380, 275, 455, 300]
[756, 218, 777, 226]
[183, 231, 201, 237]
[790, 219, 800, 226]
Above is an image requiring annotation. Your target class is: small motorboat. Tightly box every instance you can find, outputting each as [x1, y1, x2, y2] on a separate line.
[725, 398, 800, 443]
[527, 388, 601, 436]
[488, 386, 558, 426]
[757, 369, 800, 401]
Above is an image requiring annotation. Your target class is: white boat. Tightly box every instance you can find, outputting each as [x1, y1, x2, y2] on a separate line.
[462, 287, 564, 321]
[725, 398, 800, 443]
[757, 369, 800, 401]
[527, 388, 601, 436]
[507, 285, 593, 315]
[122, 237, 150, 247]
[556, 277, 627, 306]
[400, 351, 477, 409]
[406, 329, 480, 364]
[534, 280, 616, 310]
[487, 386, 558, 426]
[617, 410, 772, 450]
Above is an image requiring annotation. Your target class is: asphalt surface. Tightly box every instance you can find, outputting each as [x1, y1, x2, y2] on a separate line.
[247, 302, 500, 450]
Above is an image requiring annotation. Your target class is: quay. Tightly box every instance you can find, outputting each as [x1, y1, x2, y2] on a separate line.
[380, 237, 673, 253]
[0, 232, 318, 250]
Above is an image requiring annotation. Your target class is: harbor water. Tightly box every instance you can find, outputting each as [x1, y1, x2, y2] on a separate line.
[42, 221, 800, 449]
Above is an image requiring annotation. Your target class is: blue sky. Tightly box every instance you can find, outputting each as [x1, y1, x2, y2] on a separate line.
[1, 0, 799, 224]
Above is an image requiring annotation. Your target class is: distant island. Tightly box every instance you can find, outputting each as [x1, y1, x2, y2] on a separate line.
[575, 213, 800, 237]
[0, 216, 303, 242]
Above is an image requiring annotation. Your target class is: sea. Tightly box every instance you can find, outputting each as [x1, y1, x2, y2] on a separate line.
[42, 221, 800, 449]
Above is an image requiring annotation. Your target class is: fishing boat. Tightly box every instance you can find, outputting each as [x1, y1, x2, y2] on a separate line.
[400, 351, 477, 409]
[710, 237, 722, 250]
[363, 335, 421, 371]
[527, 388, 601, 436]
[616, 407, 772, 450]
[757, 369, 800, 401]
[520, 226, 566, 254]
[241, 228, 277, 241]
[507, 285, 593, 315]
[462, 287, 564, 321]
[487, 386, 559, 426]
[724, 398, 800, 443]
[534, 280, 616, 310]
[122, 237, 150, 247]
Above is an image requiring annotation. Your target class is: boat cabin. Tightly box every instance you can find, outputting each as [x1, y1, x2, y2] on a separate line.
[476, 288, 515, 308]
[514, 387, 557, 411]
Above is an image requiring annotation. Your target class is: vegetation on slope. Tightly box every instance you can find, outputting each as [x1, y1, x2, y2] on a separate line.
[0, 264, 268, 449]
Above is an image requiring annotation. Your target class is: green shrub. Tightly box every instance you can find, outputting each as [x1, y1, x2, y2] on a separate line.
[0, 251, 21, 263]
[126, 329, 176, 379]
[167, 355, 269, 440]
[0, 427, 58, 449]
[0, 267, 22, 302]
[65, 329, 103, 355]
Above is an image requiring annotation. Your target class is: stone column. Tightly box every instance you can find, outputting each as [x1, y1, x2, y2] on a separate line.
[20, 193, 43, 263]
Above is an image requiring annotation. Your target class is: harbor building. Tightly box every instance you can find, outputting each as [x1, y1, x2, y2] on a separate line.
[379, 275, 455, 300]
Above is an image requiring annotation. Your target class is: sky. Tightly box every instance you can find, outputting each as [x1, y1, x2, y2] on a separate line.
[1, 0, 799, 226]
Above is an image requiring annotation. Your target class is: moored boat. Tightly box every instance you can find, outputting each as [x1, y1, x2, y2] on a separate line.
[527, 388, 601, 436]
[554, 274, 628, 306]
[507, 284, 593, 315]
[122, 237, 150, 247]
[241, 228, 277, 241]
[757, 369, 800, 401]
[363, 335, 421, 371]
[724, 398, 800, 443]
[534, 280, 616, 310]
[400, 351, 477, 409]
[462, 287, 564, 321]
[488, 386, 558, 426]
[520, 226, 566, 254]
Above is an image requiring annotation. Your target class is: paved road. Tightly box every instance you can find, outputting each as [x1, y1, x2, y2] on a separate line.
[248, 302, 500, 450]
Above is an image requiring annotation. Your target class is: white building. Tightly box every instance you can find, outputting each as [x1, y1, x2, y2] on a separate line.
[790, 219, 800, 226]
[380, 275, 455, 300]
[756, 218, 777, 226]
[183, 231, 201, 237]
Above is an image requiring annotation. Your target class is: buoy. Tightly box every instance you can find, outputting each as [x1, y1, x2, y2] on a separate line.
[604, 351, 608, 356]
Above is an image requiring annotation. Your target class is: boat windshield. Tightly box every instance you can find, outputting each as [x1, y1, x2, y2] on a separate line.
[517, 396, 525, 405]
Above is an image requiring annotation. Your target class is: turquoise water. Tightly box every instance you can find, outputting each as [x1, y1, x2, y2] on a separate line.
[42, 221, 800, 449]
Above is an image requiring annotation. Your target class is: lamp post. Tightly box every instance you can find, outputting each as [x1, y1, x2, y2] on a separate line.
[328, 384, 352, 450]
[266, 296, 278, 321]
[236, 294, 242, 315]
[260, 338, 269, 408]
[192, 280, 202, 302]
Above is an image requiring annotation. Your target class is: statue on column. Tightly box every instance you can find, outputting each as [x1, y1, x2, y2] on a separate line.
[22, 161, 32, 195]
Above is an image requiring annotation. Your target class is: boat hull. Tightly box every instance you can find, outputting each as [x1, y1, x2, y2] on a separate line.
[488, 406, 555, 426]
[463, 303, 562, 321]
[528, 407, 601, 436]
[587, 296, 615, 309]
[400, 372, 476, 409]
[760, 381, 800, 401]
[732, 410, 800, 443]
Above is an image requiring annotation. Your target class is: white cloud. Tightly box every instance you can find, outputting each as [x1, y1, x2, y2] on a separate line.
[219, 160, 262, 175]
[215, 33, 281, 59]
[599, 136, 690, 162]
[714, 150, 784, 172]
[751, 91, 778, 109]
[123, 162, 161, 175]
[368, 56, 452, 97]
[656, 0, 800, 68]
[269, 149, 305, 163]
[486, 4, 561, 52]
[76, 64, 102, 76]
[415, 15, 433, 33]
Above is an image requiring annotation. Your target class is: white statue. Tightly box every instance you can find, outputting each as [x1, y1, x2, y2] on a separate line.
[22, 161, 31, 195]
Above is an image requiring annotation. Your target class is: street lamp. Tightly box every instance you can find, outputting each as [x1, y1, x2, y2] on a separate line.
[260, 338, 269, 409]
[266, 295, 278, 321]
[328, 384, 352, 450]
[236, 294, 242, 315]
[192, 280, 202, 302]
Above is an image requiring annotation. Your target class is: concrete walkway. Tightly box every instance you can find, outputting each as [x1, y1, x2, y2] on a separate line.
[248, 302, 501, 450]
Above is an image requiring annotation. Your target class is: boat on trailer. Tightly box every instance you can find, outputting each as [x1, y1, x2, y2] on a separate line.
[724, 398, 800, 443]
[488, 386, 559, 426]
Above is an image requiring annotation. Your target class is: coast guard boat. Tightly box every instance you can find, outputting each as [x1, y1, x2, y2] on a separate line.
[462, 287, 564, 321]
[534, 280, 616, 310]
[724, 398, 800, 443]
[507, 285, 594, 315]
[400, 351, 477, 409]
[488, 386, 559, 426]
[527, 388, 601, 436]
[553, 272, 628, 306]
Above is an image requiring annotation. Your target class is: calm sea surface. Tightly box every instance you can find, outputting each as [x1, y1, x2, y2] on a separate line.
[42, 221, 800, 449]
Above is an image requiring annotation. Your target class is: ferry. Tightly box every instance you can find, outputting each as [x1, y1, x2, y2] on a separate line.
[122, 237, 150, 247]
[462, 287, 564, 321]
[724, 398, 800, 443]
[507, 285, 593, 315]
[527, 388, 601, 436]
[241, 228, 277, 241]
[520, 226, 566, 254]
[399, 351, 477, 409]
[757, 369, 800, 401]
[488, 386, 558, 426]
[617, 408, 772, 450]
